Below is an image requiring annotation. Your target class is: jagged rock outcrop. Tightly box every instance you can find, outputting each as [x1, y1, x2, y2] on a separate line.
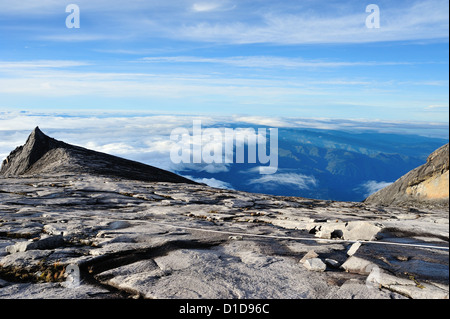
[365, 143, 449, 208]
[0, 127, 195, 184]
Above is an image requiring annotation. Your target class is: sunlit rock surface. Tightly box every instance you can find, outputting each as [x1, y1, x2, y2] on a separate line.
[365, 143, 449, 209]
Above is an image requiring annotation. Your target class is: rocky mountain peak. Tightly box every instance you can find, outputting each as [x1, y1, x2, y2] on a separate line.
[428, 143, 449, 167]
[30, 126, 46, 140]
[0, 127, 196, 184]
[365, 143, 449, 208]
[1, 127, 57, 176]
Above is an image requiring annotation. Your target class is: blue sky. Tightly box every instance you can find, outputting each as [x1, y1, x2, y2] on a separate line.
[0, 0, 448, 122]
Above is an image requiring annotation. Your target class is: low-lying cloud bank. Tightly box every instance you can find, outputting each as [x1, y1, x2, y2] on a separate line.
[0, 111, 447, 192]
[1, 111, 448, 162]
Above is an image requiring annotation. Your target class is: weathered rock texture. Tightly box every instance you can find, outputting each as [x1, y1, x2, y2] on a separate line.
[365, 143, 449, 208]
[0, 127, 195, 185]
[0, 129, 448, 299]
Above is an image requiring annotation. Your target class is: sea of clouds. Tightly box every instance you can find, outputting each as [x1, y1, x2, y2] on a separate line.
[0, 111, 447, 194]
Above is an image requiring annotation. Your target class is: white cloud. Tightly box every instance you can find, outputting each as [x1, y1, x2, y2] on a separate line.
[0, 60, 90, 69]
[0, 69, 325, 98]
[38, 34, 125, 42]
[177, 0, 449, 44]
[192, 2, 235, 13]
[177, 163, 231, 174]
[425, 104, 449, 109]
[1, 0, 447, 45]
[248, 173, 317, 190]
[233, 116, 292, 127]
[360, 180, 393, 197]
[140, 56, 410, 68]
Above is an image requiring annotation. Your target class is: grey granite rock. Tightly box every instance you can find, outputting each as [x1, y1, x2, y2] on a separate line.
[347, 242, 362, 256]
[1, 174, 446, 299]
[303, 258, 327, 272]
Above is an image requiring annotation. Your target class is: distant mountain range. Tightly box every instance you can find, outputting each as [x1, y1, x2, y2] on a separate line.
[175, 125, 449, 202]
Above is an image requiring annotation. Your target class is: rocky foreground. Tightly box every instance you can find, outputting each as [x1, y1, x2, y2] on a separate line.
[0, 174, 448, 299]
[0, 128, 448, 299]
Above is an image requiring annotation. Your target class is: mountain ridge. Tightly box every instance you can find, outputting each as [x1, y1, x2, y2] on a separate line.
[365, 143, 449, 208]
[0, 127, 196, 185]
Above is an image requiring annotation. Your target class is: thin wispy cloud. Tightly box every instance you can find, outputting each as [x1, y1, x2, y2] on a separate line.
[1, 0, 447, 44]
[38, 34, 125, 42]
[426, 104, 449, 109]
[191, 2, 236, 13]
[176, 0, 449, 44]
[140, 56, 414, 69]
[0, 60, 90, 69]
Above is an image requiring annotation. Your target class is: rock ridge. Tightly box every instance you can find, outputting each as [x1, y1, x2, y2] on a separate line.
[365, 143, 449, 208]
[0, 127, 196, 185]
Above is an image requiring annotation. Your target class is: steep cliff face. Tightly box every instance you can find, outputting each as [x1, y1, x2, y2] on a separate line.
[0, 127, 196, 185]
[365, 143, 449, 208]
[0, 127, 57, 176]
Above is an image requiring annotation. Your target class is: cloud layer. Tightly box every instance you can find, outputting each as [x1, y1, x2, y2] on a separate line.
[0, 112, 446, 195]
[360, 180, 394, 197]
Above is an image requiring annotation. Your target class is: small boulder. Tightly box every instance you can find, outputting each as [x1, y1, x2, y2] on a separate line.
[5, 241, 29, 254]
[299, 250, 319, 264]
[309, 221, 382, 241]
[5, 235, 64, 254]
[341, 256, 376, 275]
[303, 258, 327, 272]
[343, 221, 382, 241]
[347, 241, 362, 256]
